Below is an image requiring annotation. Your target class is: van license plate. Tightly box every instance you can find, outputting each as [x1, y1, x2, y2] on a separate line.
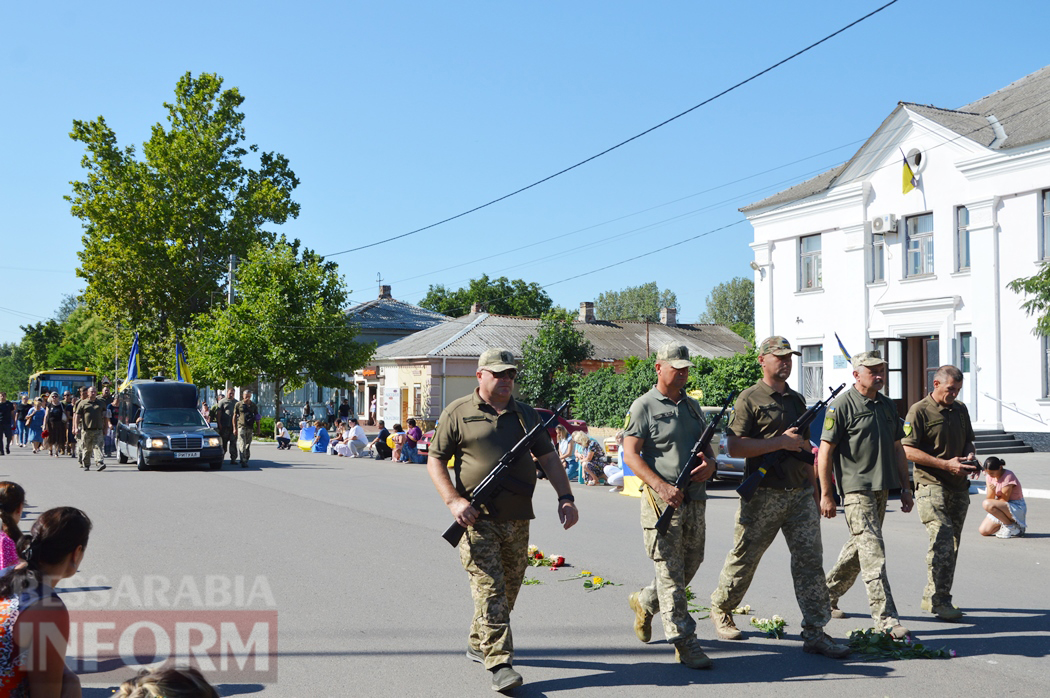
[175, 451, 199, 459]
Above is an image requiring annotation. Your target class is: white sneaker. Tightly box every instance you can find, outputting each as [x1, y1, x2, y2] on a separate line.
[996, 523, 1022, 539]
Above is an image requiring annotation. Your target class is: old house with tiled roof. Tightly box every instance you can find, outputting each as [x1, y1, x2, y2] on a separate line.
[742, 64, 1050, 449]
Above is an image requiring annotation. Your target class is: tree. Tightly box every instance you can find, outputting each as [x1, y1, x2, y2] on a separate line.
[595, 282, 678, 322]
[187, 239, 374, 418]
[1008, 270, 1050, 336]
[699, 277, 754, 343]
[517, 309, 593, 409]
[420, 275, 553, 317]
[0, 343, 32, 397]
[67, 71, 300, 375]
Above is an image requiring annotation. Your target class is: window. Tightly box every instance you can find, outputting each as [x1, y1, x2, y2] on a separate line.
[799, 234, 822, 290]
[413, 383, 422, 417]
[905, 213, 934, 277]
[1043, 190, 1050, 259]
[955, 206, 970, 271]
[801, 345, 823, 401]
[872, 235, 885, 282]
[925, 337, 940, 394]
[959, 332, 971, 373]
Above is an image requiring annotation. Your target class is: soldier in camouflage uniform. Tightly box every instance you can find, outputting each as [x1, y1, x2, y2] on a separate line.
[234, 390, 260, 468]
[819, 351, 913, 639]
[623, 342, 716, 670]
[902, 365, 977, 621]
[73, 386, 109, 472]
[710, 337, 849, 658]
[214, 391, 238, 464]
[426, 348, 578, 694]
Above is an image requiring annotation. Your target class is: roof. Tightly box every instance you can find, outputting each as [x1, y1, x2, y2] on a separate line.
[345, 297, 450, 331]
[742, 64, 1050, 213]
[374, 313, 751, 361]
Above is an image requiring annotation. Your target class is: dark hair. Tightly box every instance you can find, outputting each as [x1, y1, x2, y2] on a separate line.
[392, 424, 402, 432]
[0, 507, 92, 597]
[0, 482, 26, 545]
[984, 456, 1005, 471]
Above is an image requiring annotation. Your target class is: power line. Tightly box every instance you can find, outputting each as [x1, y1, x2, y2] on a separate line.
[323, 0, 901, 258]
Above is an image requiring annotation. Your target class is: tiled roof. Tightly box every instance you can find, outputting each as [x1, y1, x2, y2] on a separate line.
[742, 64, 1050, 213]
[345, 297, 450, 331]
[375, 313, 751, 361]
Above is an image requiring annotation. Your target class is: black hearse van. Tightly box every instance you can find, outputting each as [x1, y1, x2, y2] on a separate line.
[116, 377, 223, 470]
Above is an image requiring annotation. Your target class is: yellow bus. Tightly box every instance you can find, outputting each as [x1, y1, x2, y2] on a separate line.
[28, 370, 99, 398]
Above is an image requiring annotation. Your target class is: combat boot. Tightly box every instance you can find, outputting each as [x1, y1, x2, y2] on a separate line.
[921, 598, 963, 621]
[711, 609, 743, 640]
[674, 637, 712, 670]
[828, 597, 846, 619]
[802, 632, 851, 658]
[628, 591, 653, 643]
[490, 664, 523, 692]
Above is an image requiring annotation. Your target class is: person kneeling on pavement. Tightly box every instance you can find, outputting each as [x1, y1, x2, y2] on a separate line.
[979, 457, 1027, 538]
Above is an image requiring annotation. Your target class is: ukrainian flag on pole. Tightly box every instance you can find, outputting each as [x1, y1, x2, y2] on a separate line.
[176, 341, 193, 384]
[120, 332, 140, 390]
[901, 148, 918, 195]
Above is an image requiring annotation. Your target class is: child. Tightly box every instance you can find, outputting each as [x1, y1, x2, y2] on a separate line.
[0, 482, 25, 570]
[115, 666, 219, 698]
[978, 456, 1027, 538]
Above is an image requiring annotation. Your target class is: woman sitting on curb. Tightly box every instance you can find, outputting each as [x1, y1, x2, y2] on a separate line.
[978, 456, 1027, 538]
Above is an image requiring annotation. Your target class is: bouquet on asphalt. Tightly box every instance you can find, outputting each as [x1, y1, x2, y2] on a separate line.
[848, 628, 954, 659]
[526, 545, 566, 570]
[750, 615, 787, 639]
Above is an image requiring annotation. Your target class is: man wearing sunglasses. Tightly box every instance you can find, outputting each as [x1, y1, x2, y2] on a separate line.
[427, 347, 578, 693]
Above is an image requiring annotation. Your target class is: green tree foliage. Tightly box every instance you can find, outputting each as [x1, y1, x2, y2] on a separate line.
[420, 274, 553, 317]
[18, 307, 124, 383]
[595, 282, 678, 322]
[187, 239, 374, 417]
[1008, 270, 1050, 336]
[517, 309, 593, 409]
[0, 343, 33, 397]
[699, 277, 754, 343]
[67, 72, 300, 375]
[572, 351, 761, 427]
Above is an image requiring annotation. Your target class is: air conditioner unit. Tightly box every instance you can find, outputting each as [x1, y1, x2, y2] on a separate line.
[872, 214, 898, 235]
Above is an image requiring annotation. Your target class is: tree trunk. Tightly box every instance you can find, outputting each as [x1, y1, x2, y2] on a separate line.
[274, 378, 284, 425]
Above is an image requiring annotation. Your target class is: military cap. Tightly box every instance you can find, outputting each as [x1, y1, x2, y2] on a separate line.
[758, 336, 802, 357]
[655, 342, 692, 369]
[852, 350, 886, 369]
[478, 348, 517, 372]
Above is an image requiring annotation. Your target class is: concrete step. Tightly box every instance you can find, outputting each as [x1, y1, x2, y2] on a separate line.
[975, 443, 1034, 454]
[973, 431, 1007, 441]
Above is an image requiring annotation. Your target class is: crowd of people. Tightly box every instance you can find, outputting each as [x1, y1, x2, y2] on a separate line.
[0, 387, 113, 471]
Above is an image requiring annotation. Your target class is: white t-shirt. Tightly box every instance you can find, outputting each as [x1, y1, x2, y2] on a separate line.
[348, 424, 367, 444]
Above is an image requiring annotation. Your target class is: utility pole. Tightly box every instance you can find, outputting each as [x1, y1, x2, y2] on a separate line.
[225, 254, 236, 396]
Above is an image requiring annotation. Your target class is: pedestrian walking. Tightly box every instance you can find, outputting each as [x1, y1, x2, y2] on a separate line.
[215, 390, 238, 463]
[819, 350, 912, 639]
[73, 386, 109, 471]
[15, 396, 31, 448]
[426, 348, 577, 693]
[710, 337, 849, 657]
[623, 342, 716, 670]
[0, 393, 14, 455]
[234, 389, 260, 468]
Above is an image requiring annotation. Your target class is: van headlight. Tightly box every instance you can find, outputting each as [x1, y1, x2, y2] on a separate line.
[208, 437, 221, 447]
[148, 438, 167, 449]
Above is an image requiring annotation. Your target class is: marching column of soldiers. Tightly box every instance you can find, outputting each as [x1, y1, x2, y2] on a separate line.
[429, 340, 983, 693]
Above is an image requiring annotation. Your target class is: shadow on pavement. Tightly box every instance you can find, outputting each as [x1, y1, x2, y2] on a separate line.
[898, 606, 1050, 660]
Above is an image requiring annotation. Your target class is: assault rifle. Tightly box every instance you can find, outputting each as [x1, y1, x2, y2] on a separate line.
[654, 392, 735, 536]
[442, 400, 568, 547]
[736, 383, 846, 502]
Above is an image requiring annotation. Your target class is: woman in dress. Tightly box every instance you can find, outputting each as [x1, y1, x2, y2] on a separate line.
[24, 399, 45, 454]
[0, 506, 92, 697]
[572, 430, 605, 486]
[43, 394, 67, 457]
[0, 482, 25, 570]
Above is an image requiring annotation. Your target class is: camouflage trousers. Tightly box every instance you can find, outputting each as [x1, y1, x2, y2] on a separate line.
[637, 492, 706, 644]
[219, 429, 238, 461]
[458, 518, 530, 670]
[826, 490, 900, 630]
[916, 484, 969, 608]
[236, 427, 253, 464]
[80, 429, 104, 469]
[711, 487, 831, 637]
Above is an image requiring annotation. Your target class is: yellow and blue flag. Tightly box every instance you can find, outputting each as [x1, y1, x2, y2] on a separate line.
[834, 332, 851, 361]
[176, 341, 193, 384]
[120, 332, 139, 391]
[901, 148, 917, 194]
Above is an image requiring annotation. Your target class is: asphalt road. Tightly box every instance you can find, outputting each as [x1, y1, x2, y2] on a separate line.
[0, 442, 1046, 697]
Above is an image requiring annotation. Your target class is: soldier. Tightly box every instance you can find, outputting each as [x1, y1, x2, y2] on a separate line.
[215, 391, 238, 464]
[426, 348, 578, 693]
[623, 342, 716, 670]
[73, 386, 109, 471]
[234, 389, 260, 468]
[819, 350, 913, 639]
[710, 337, 850, 657]
[902, 365, 977, 621]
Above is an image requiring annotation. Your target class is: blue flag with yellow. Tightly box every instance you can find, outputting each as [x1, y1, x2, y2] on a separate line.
[176, 341, 193, 384]
[120, 332, 140, 390]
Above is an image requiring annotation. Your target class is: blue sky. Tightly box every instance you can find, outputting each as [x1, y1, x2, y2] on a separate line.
[2, 0, 1047, 344]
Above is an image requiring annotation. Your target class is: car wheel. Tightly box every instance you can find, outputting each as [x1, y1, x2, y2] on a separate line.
[209, 460, 222, 470]
[118, 449, 128, 464]
[137, 448, 149, 471]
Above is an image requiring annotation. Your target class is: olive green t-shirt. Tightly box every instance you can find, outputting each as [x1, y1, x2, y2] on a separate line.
[429, 390, 555, 521]
[623, 386, 707, 501]
[727, 380, 811, 489]
[234, 400, 259, 429]
[820, 386, 904, 494]
[902, 394, 975, 492]
[74, 397, 108, 431]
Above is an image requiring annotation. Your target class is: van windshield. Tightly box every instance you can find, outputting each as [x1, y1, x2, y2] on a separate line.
[141, 409, 208, 427]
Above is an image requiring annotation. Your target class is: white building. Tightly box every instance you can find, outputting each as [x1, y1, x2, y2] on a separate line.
[741, 65, 1050, 448]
